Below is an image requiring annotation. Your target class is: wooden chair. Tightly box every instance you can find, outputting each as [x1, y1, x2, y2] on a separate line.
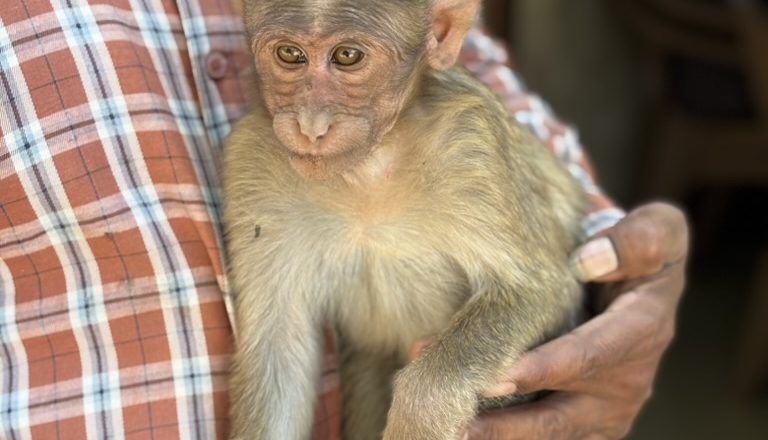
[482, 0, 513, 40]
[617, 0, 768, 398]
[731, 0, 768, 398]
[616, 0, 768, 200]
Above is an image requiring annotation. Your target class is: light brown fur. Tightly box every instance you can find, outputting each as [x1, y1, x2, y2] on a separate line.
[225, 1, 586, 439]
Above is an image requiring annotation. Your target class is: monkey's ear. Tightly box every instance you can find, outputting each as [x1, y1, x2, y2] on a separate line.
[426, 0, 482, 71]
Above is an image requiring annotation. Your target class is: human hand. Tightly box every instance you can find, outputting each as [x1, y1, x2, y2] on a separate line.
[410, 202, 689, 439]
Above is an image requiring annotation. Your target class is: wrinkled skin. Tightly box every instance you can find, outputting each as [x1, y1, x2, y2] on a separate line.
[251, 30, 417, 180]
[245, 0, 434, 181]
[411, 202, 689, 439]
[245, 0, 477, 182]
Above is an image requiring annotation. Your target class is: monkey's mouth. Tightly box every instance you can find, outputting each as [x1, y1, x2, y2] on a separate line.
[284, 137, 371, 163]
[279, 133, 352, 161]
[286, 144, 373, 180]
[288, 147, 345, 161]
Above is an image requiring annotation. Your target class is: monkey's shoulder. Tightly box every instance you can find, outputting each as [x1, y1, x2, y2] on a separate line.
[410, 68, 585, 239]
[418, 68, 566, 178]
[422, 67, 502, 106]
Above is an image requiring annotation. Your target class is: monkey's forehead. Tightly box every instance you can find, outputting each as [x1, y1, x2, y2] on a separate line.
[248, 0, 430, 48]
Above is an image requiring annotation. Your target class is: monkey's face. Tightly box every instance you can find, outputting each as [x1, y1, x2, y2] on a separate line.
[248, 7, 429, 180]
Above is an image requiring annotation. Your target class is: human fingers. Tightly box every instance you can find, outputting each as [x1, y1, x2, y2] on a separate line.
[571, 202, 689, 282]
[468, 393, 639, 440]
[483, 290, 671, 397]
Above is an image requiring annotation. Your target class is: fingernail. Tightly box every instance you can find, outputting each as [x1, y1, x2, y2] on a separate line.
[482, 382, 517, 398]
[570, 237, 619, 281]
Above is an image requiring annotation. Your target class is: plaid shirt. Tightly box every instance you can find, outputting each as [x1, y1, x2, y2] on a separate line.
[0, 2, 622, 439]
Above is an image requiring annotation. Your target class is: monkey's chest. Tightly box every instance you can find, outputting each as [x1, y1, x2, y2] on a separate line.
[338, 231, 470, 356]
[281, 212, 472, 357]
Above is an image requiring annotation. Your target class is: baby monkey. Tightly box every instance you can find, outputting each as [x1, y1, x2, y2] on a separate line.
[224, 0, 586, 438]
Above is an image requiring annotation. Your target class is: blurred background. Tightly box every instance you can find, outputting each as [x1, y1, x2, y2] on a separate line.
[482, 0, 768, 438]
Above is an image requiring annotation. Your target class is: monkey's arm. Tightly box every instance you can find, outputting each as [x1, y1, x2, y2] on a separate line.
[227, 266, 326, 440]
[383, 267, 581, 440]
[224, 114, 327, 440]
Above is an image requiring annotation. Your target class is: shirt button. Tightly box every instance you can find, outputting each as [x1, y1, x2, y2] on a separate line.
[205, 51, 229, 80]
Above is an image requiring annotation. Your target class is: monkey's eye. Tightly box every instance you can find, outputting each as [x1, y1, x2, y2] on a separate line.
[276, 45, 307, 64]
[331, 46, 364, 67]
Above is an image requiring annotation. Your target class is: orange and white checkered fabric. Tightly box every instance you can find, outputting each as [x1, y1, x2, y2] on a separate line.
[0, 2, 621, 439]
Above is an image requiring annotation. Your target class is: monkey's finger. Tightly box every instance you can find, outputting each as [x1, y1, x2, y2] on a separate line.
[491, 290, 666, 396]
[571, 202, 689, 282]
[408, 336, 436, 362]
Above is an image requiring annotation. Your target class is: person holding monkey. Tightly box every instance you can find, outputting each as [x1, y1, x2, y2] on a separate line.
[0, 0, 688, 439]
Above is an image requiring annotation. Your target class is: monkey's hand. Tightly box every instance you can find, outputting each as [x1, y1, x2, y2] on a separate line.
[461, 202, 689, 439]
[384, 360, 477, 440]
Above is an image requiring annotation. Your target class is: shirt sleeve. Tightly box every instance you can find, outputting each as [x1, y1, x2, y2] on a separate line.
[459, 27, 626, 237]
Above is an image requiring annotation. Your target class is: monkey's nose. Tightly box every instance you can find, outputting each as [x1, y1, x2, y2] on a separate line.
[298, 110, 332, 143]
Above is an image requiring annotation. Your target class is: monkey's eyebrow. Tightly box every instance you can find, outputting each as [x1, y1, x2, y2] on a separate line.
[249, 28, 301, 44]
[314, 31, 404, 60]
[250, 29, 401, 61]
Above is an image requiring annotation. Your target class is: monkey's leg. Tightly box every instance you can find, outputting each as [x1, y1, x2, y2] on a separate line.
[229, 298, 324, 440]
[339, 345, 399, 440]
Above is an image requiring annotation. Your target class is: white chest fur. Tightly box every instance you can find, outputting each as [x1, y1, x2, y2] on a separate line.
[248, 178, 471, 360]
